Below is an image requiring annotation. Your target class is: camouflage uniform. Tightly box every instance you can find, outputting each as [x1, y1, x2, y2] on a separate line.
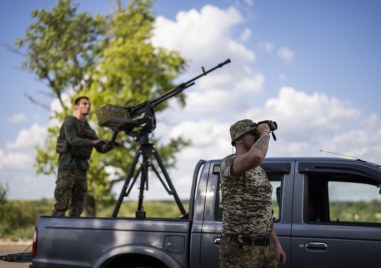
[219, 119, 278, 268]
[52, 116, 113, 217]
[53, 169, 87, 217]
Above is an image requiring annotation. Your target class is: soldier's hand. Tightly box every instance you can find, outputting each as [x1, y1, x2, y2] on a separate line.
[257, 123, 271, 135]
[108, 137, 123, 148]
[91, 139, 108, 146]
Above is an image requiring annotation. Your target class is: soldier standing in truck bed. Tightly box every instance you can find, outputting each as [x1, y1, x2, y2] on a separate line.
[52, 96, 116, 217]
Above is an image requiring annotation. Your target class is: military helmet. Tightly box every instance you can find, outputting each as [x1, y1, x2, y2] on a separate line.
[230, 119, 256, 145]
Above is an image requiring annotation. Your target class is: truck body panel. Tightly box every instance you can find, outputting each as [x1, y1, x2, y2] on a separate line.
[32, 217, 190, 267]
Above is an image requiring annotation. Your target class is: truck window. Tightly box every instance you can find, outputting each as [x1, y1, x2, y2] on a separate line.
[328, 181, 381, 224]
[305, 174, 381, 225]
[215, 174, 283, 222]
[267, 173, 283, 222]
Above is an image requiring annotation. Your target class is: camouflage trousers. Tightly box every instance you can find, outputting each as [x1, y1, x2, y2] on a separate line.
[52, 169, 87, 217]
[219, 235, 278, 268]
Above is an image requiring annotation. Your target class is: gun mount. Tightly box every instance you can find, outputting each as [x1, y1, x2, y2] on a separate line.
[95, 59, 231, 218]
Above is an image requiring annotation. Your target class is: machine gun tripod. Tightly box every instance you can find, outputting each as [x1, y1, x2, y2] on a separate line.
[96, 59, 231, 218]
[111, 132, 185, 219]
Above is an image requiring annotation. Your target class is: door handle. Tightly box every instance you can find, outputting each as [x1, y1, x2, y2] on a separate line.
[305, 242, 328, 250]
[214, 237, 221, 245]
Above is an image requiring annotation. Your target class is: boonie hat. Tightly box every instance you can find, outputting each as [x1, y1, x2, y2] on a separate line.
[230, 119, 256, 145]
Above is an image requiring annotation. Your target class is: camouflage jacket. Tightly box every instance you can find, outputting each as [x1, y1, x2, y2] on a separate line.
[220, 154, 273, 238]
[57, 116, 113, 171]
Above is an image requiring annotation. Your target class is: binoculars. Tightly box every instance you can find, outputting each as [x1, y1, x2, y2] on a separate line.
[252, 120, 277, 131]
[251, 120, 278, 141]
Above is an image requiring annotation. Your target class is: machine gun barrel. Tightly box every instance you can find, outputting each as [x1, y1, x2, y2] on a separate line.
[126, 58, 231, 116]
[96, 58, 231, 139]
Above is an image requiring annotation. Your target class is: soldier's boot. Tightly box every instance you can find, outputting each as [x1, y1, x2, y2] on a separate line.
[52, 208, 66, 216]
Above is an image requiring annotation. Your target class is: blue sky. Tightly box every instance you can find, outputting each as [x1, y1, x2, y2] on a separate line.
[1, 0, 381, 200]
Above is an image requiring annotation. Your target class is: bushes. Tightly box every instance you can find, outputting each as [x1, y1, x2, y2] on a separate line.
[0, 199, 188, 241]
[0, 201, 37, 240]
[0, 199, 54, 240]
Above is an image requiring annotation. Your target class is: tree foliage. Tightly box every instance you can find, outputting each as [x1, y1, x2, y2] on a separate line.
[16, 0, 189, 212]
[0, 182, 7, 204]
[16, 0, 105, 111]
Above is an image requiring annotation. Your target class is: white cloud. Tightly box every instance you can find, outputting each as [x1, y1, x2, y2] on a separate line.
[6, 123, 47, 150]
[8, 113, 27, 124]
[163, 71, 265, 120]
[152, 5, 255, 65]
[0, 120, 55, 199]
[244, 0, 254, 7]
[261, 87, 360, 127]
[260, 42, 273, 52]
[152, 4, 264, 127]
[277, 47, 295, 63]
[0, 150, 33, 169]
[50, 92, 73, 114]
[240, 27, 252, 42]
[322, 122, 381, 163]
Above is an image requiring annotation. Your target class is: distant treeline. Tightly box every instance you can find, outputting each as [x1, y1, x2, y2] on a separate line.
[330, 200, 381, 223]
[0, 199, 189, 241]
[1, 199, 380, 241]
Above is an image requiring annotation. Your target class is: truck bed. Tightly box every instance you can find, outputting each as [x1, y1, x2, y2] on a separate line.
[32, 216, 191, 268]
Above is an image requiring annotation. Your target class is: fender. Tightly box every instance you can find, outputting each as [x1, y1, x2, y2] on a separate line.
[93, 244, 182, 268]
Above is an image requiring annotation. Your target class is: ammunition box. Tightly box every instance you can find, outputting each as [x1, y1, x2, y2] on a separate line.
[96, 104, 128, 123]
[95, 104, 136, 131]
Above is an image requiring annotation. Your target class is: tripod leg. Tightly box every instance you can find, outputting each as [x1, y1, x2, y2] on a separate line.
[112, 150, 141, 217]
[150, 164, 171, 193]
[152, 149, 186, 216]
[135, 161, 148, 219]
[126, 167, 142, 196]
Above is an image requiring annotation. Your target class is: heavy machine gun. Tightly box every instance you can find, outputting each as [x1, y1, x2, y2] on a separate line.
[95, 59, 231, 218]
[97, 58, 231, 140]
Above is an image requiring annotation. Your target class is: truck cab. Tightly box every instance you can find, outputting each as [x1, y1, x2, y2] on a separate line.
[194, 157, 381, 268]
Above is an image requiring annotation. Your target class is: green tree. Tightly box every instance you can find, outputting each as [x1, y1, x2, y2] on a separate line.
[16, 0, 106, 177]
[16, 0, 189, 215]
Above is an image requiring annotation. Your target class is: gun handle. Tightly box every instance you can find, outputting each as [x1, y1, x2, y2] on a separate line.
[110, 131, 118, 146]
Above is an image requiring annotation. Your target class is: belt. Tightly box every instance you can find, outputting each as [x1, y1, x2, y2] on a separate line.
[226, 234, 272, 247]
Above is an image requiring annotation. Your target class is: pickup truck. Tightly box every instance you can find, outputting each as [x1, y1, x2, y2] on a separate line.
[29, 157, 381, 268]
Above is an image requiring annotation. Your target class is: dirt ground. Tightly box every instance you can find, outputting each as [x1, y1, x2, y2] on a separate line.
[0, 242, 32, 268]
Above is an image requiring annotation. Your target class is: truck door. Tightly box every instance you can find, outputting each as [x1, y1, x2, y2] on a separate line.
[291, 160, 381, 268]
[196, 160, 293, 268]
